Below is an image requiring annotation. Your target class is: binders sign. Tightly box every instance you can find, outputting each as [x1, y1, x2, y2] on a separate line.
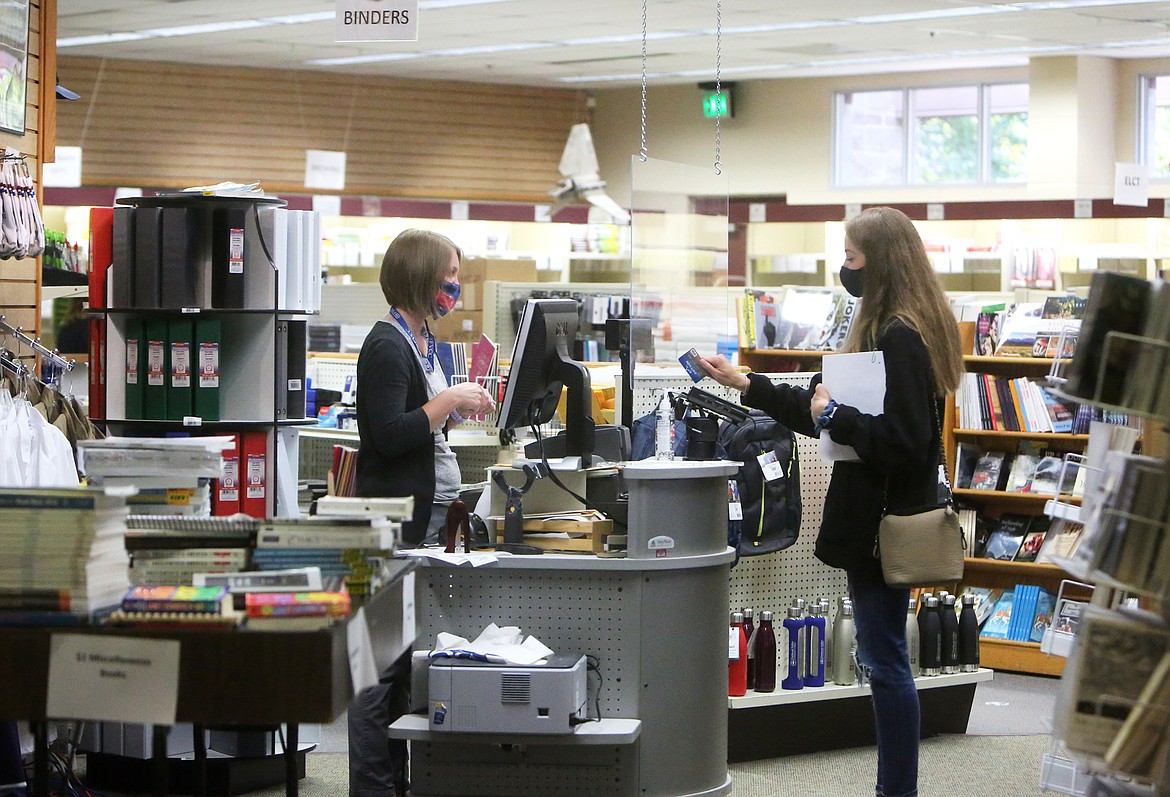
[335, 0, 418, 42]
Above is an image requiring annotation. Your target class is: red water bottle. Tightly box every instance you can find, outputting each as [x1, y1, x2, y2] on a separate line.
[729, 611, 748, 696]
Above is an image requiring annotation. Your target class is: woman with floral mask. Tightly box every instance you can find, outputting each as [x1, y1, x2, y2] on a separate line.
[351, 229, 495, 797]
[698, 207, 963, 797]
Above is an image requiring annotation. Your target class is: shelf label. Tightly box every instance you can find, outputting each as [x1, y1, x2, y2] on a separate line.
[180, 307, 200, 314]
[182, 416, 203, 427]
[335, 0, 418, 42]
[47, 634, 180, 724]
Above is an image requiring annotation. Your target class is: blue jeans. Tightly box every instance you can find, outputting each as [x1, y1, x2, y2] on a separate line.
[849, 567, 919, 797]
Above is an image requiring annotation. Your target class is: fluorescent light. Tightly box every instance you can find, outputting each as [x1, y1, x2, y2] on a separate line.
[854, 7, 1015, 24]
[266, 12, 334, 25]
[310, 53, 424, 66]
[429, 42, 556, 56]
[58, 32, 148, 48]
[139, 20, 266, 38]
[420, 0, 520, 7]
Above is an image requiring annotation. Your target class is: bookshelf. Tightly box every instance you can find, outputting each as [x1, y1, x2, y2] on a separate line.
[93, 195, 318, 518]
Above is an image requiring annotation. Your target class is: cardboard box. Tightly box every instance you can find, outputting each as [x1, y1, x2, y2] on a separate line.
[431, 309, 483, 344]
[459, 258, 537, 310]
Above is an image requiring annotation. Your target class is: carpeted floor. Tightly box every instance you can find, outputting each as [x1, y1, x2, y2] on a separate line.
[239, 733, 1056, 797]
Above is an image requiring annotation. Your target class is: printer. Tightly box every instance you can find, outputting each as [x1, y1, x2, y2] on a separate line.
[428, 653, 588, 734]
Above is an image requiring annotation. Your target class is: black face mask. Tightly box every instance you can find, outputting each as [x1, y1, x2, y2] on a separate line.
[840, 265, 866, 298]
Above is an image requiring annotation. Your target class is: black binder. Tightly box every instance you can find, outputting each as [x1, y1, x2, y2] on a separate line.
[110, 206, 135, 309]
[161, 206, 212, 308]
[133, 206, 163, 308]
[285, 320, 308, 421]
[211, 207, 247, 308]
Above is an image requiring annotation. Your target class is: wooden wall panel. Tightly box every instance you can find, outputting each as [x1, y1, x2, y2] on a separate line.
[56, 56, 590, 203]
[0, 0, 45, 338]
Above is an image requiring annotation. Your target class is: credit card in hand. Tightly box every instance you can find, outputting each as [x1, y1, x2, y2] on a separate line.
[679, 348, 705, 383]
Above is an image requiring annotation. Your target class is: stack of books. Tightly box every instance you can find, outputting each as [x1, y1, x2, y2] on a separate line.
[107, 584, 240, 629]
[979, 583, 1055, 643]
[78, 436, 233, 518]
[125, 515, 256, 586]
[0, 488, 131, 624]
[250, 516, 400, 602]
[244, 587, 351, 630]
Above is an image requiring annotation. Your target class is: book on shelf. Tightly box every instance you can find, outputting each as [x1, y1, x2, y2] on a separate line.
[1014, 521, 1050, 563]
[953, 442, 981, 490]
[979, 590, 1015, 638]
[1051, 596, 1086, 636]
[1062, 271, 1152, 406]
[1036, 519, 1087, 563]
[968, 587, 1004, 627]
[1058, 606, 1170, 760]
[1042, 295, 1089, 320]
[982, 514, 1031, 560]
[813, 293, 858, 352]
[121, 585, 232, 614]
[969, 451, 1006, 491]
[1029, 455, 1064, 495]
[1103, 651, 1170, 778]
[1004, 452, 1040, 493]
[753, 292, 780, 349]
[330, 444, 358, 498]
[244, 589, 351, 618]
[974, 304, 1006, 356]
[774, 288, 838, 350]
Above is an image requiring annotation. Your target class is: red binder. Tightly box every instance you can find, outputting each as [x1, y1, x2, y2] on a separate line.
[87, 318, 105, 421]
[88, 207, 113, 309]
[240, 431, 268, 519]
[212, 434, 240, 516]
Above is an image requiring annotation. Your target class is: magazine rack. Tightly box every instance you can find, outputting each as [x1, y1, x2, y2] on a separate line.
[1039, 578, 1095, 658]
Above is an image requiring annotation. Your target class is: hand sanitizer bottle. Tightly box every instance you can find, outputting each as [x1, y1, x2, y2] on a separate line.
[655, 390, 675, 460]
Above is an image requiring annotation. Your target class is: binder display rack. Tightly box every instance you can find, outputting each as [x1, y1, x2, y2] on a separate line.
[93, 194, 318, 518]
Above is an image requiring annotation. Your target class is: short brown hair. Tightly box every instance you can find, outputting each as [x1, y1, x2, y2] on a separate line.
[378, 229, 463, 312]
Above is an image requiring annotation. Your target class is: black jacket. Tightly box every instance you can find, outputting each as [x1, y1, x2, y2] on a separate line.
[742, 321, 942, 573]
[355, 321, 435, 544]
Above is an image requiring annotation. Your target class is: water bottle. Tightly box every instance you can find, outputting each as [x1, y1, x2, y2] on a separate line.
[780, 607, 804, 690]
[820, 597, 834, 682]
[941, 593, 961, 675]
[742, 608, 757, 687]
[755, 610, 778, 692]
[832, 601, 857, 685]
[804, 602, 827, 687]
[729, 611, 748, 697]
[921, 596, 942, 676]
[906, 598, 921, 677]
[655, 390, 675, 460]
[958, 593, 981, 673]
[916, 592, 933, 670]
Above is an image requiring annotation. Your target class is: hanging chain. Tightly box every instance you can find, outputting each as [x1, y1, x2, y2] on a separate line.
[639, 0, 648, 162]
[714, 0, 723, 175]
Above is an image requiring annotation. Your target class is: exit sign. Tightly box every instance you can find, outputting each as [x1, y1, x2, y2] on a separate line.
[702, 91, 731, 119]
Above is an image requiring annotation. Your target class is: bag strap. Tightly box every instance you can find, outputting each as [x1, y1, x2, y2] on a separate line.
[882, 392, 953, 513]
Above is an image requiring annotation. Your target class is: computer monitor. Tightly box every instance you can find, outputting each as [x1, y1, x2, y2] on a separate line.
[498, 298, 595, 468]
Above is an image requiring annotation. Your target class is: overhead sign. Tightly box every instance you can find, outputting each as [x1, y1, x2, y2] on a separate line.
[336, 0, 419, 42]
[305, 149, 347, 191]
[1114, 162, 1149, 208]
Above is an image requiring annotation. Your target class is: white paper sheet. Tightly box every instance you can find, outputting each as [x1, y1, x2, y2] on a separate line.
[819, 351, 886, 462]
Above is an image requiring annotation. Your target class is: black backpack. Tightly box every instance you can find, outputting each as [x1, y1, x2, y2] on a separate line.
[716, 411, 801, 557]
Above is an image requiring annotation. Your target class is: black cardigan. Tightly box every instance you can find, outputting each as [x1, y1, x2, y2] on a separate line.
[742, 321, 942, 573]
[355, 321, 436, 544]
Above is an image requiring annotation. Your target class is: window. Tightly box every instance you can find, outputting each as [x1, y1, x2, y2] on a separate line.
[834, 83, 1028, 187]
[1139, 75, 1170, 179]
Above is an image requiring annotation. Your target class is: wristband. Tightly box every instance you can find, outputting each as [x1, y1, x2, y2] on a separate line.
[815, 399, 839, 434]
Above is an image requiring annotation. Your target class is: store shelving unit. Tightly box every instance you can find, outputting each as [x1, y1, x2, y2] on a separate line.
[96, 194, 315, 518]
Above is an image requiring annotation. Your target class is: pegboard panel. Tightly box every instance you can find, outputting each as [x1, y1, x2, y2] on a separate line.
[308, 355, 358, 393]
[632, 372, 848, 617]
[412, 741, 637, 797]
[452, 440, 501, 483]
[297, 429, 358, 482]
[415, 568, 642, 717]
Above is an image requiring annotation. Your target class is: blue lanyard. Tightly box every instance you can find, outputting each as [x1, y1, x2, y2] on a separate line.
[388, 307, 435, 373]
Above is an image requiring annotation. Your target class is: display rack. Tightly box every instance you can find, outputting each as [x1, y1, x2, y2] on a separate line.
[0, 315, 76, 373]
[95, 195, 317, 518]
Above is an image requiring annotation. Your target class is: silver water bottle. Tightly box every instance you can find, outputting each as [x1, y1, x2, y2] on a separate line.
[832, 600, 857, 685]
[905, 597, 921, 677]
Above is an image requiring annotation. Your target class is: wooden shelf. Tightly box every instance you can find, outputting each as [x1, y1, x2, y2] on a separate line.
[963, 355, 1063, 377]
[953, 487, 1081, 507]
[962, 556, 1072, 580]
[952, 429, 1088, 444]
[977, 637, 1066, 676]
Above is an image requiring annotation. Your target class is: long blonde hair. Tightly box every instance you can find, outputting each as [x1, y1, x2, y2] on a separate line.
[842, 207, 964, 395]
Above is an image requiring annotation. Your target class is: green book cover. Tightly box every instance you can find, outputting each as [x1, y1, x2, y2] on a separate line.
[167, 317, 195, 421]
[194, 317, 222, 421]
[123, 315, 145, 419]
[143, 317, 169, 421]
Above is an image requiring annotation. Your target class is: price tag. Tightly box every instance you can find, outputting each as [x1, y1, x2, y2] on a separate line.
[728, 627, 741, 659]
[182, 416, 203, 427]
[727, 479, 743, 521]
[757, 450, 783, 482]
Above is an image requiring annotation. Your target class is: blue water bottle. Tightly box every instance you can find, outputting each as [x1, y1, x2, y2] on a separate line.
[804, 602, 827, 687]
[781, 606, 805, 690]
